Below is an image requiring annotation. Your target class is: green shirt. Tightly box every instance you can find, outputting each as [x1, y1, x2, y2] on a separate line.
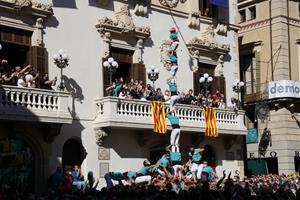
[202, 166, 214, 181]
[127, 171, 137, 179]
[111, 172, 125, 180]
[113, 85, 122, 97]
[170, 151, 182, 162]
[189, 148, 202, 163]
[167, 80, 177, 93]
[166, 114, 179, 125]
[137, 166, 151, 176]
[159, 155, 170, 167]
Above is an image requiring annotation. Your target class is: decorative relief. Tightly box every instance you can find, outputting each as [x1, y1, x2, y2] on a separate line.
[95, 5, 150, 61]
[158, 0, 187, 8]
[95, 5, 150, 37]
[133, 0, 150, 17]
[187, 12, 201, 29]
[215, 23, 228, 35]
[187, 25, 230, 72]
[160, 40, 173, 71]
[95, 128, 108, 147]
[0, 0, 53, 13]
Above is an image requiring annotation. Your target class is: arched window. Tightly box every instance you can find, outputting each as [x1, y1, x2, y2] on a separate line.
[62, 138, 85, 172]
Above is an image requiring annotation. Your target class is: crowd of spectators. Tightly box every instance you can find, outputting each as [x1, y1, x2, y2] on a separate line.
[0, 59, 57, 90]
[105, 77, 240, 110]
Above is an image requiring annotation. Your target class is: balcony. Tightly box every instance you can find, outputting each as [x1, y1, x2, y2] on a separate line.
[94, 97, 246, 135]
[0, 85, 72, 124]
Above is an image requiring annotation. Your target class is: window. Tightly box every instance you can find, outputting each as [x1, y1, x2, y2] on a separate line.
[239, 9, 246, 23]
[249, 6, 256, 20]
[199, 0, 211, 17]
[241, 53, 256, 94]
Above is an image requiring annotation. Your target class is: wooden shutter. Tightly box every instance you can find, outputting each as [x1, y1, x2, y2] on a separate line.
[130, 63, 146, 84]
[212, 76, 226, 100]
[0, 30, 31, 46]
[27, 46, 48, 75]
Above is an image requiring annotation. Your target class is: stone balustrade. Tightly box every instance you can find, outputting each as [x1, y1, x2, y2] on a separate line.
[0, 85, 72, 123]
[94, 97, 246, 135]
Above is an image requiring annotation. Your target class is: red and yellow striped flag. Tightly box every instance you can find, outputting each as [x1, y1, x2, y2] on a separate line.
[151, 101, 167, 134]
[203, 107, 218, 137]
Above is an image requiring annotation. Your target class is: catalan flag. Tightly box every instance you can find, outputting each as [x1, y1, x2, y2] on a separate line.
[151, 101, 167, 134]
[203, 107, 218, 137]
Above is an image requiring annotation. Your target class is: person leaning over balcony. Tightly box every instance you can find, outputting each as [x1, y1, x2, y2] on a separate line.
[166, 110, 181, 152]
[38, 74, 57, 90]
[25, 70, 39, 88]
[188, 146, 205, 183]
[13, 65, 32, 86]
[167, 77, 180, 112]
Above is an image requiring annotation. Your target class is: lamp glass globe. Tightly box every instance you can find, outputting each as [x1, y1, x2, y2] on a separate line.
[112, 61, 118, 67]
[154, 68, 159, 73]
[207, 77, 213, 82]
[239, 81, 245, 87]
[62, 53, 68, 60]
[58, 49, 64, 55]
[103, 61, 110, 67]
[53, 54, 59, 60]
[199, 77, 205, 83]
[108, 57, 114, 63]
[203, 73, 209, 78]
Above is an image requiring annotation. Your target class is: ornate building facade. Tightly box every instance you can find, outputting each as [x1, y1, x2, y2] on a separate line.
[238, 0, 300, 175]
[0, 0, 246, 192]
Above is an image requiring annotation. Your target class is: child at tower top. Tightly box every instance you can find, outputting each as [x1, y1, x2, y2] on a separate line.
[169, 27, 179, 52]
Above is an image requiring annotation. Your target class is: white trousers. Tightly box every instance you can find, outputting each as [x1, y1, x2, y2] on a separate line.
[171, 41, 179, 51]
[171, 65, 178, 77]
[134, 175, 152, 184]
[170, 128, 181, 150]
[191, 163, 205, 180]
[172, 165, 183, 178]
[170, 95, 180, 111]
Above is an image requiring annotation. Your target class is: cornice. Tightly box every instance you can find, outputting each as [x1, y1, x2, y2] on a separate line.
[0, 0, 53, 17]
[95, 4, 150, 39]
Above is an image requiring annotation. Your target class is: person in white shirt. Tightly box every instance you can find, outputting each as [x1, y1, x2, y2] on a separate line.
[17, 73, 27, 87]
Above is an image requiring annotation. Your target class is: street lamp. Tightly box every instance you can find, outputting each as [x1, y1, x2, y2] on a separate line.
[53, 49, 69, 91]
[232, 80, 244, 108]
[199, 73, 213, 99]
[146, 65, 159, 89]
[103, 57, 119, 85]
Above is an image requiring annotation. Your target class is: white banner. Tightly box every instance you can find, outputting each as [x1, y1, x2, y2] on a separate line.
[268, 80, 300, 99]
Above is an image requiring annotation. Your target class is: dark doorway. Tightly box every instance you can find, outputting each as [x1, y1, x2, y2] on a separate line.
[113, 61, 131, 83]
[62, 139, 85, 172]
[0, 42, 29, 69]
[295, 156, 300, 173]
[202, 145, 216, 165]
[0, 134, 35, 193]
[150, 144, 165, 165]
[247, 157, 278, 175]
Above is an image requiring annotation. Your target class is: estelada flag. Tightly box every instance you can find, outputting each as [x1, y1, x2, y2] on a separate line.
[151, 101, 167, 134]
[203, 107, 218, 137]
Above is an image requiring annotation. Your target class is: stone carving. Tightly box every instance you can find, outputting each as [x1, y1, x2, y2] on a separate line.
[134, 0, 150, 16]
[95, 5, 150, 37]
[188, 12, 201, 29]
[95, 128, 108, 147]
[187, 25, 230, 72]
[215, 23, 228, 35]
[159, 0, 187, 8]
[1, 0, 53, 12]
[160, 40, 173, 71]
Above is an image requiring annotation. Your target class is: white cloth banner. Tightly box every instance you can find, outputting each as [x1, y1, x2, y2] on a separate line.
[268, 80, 300, 99]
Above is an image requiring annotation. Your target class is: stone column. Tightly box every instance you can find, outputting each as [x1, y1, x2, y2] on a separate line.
[31, 18, 44, 47]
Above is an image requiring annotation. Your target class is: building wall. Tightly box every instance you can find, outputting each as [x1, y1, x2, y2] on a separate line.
[238, 0, 300, 175]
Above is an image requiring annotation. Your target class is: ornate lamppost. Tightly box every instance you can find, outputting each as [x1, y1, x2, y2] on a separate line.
[103, 57, 119, 85]
[146, 65, 159, 89]
[232, 80, 244, 109]
[199, 73, 213, 99]
[53, 49, 69, 91]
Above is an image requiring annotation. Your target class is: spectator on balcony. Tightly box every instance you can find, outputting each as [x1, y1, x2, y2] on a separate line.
[228, 97, 239, 111]
[25, 70, 39, 88]
[118, 85, 128, 99]
[38, 74, 57, 90]
[17, 73, 27, 88]
[184, 89, 196, 105]
[2, 68, 15, 86]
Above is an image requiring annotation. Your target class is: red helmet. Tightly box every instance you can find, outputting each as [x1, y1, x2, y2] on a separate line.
[169, 27, 176, 32]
